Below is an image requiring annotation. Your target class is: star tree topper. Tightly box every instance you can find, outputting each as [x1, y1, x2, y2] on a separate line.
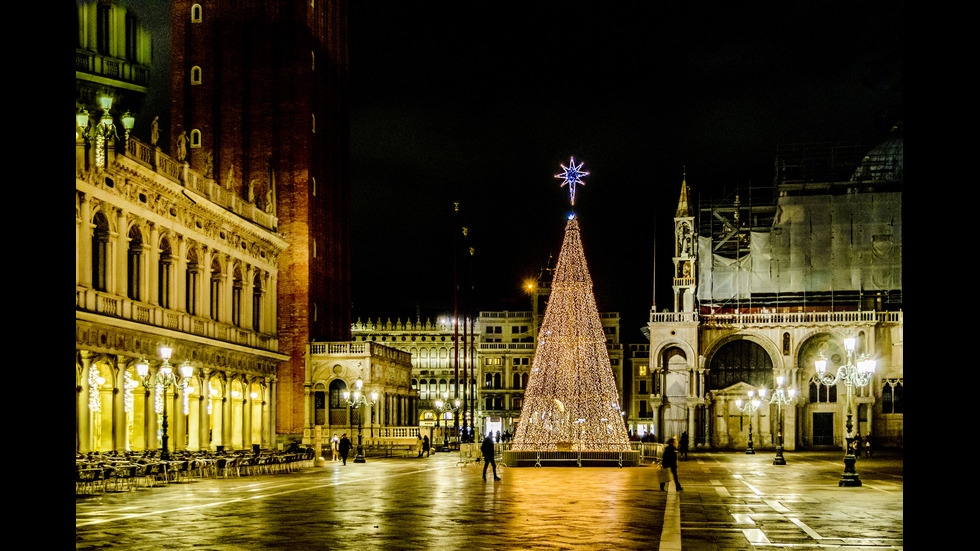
[555, 156, 589, 206]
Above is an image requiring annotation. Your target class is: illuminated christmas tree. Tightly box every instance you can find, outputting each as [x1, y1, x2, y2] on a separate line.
[505, 158, 637, 466]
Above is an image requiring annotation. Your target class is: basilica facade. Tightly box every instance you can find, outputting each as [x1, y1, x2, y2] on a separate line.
[636, 138, 904, 452]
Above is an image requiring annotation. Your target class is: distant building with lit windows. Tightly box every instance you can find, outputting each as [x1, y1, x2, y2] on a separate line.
[351, 265, 626, 442]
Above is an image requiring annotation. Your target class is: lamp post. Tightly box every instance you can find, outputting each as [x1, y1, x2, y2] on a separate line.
[135, 347, 193, 461]
[735, 389, 764, 454]
[434, 392, 460, 452]
[342, 376, 378, 464]
[76, 96, 134, 170]
[766, 376, 797, 465]
[814, 337, 876, 487]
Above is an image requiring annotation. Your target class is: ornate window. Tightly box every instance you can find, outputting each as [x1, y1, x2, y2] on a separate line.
[209, 257, 221, 321]
[92, 212, 110, 291]
[881, 379, 903, 413]
[158, 238, 173, 308]
[809, 377, 838, 403]
[231, 267, 243, 327]
[252, 273, 262, 331]
[185, 248, 199, 315]
[127, 226, 142, 300]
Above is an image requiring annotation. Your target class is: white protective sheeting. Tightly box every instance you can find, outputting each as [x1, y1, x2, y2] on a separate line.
[697, 191, 901, 301]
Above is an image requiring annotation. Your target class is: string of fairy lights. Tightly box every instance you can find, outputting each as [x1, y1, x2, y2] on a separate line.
[512, 158, 632, 452]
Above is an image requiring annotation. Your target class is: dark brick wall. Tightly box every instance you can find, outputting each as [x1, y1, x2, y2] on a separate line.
[169, 0, 351, 437]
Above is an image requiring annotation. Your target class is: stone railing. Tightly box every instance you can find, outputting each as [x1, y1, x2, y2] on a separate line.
[123, 137, 278, 232]
[76, 287, 279, 353]
[309, 341, 413, 363]
[701, 310, 885, 327]
[478, 342, 535, 352]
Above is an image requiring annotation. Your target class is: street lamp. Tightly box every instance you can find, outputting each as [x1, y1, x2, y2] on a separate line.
[76, 95, 134, 169]
[135, 347, 193, 461]
[434, 392, 460, 452]
[342, 376, 378, 463]
[735, 389, 764, 454]
[815, 337, 876, 487]
[766, 376, 797, 465]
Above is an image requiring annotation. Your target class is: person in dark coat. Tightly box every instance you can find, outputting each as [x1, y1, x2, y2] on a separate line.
[481, 435, 500, 481]
[679, 431, 689, 460]
[661, 437, 682, 491]
[338, 433, 352, 465]
[422, 435, 430, 457]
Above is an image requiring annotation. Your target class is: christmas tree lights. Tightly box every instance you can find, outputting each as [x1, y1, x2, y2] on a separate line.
[508, 158, 632, 455]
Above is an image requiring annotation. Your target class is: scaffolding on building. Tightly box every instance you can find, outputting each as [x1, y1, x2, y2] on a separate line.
[695, 141, 902, 314]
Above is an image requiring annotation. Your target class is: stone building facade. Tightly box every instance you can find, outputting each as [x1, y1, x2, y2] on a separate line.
[642, 138, 904, 451]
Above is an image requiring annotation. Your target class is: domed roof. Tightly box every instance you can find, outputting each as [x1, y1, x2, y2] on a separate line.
[851, 134, 903, 182]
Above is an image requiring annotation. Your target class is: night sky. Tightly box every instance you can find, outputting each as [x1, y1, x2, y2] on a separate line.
[347, 2, 903, 338]
[124, 1, 902, 340]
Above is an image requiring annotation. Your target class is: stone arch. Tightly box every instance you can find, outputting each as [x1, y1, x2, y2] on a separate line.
[706, 339, 774, 392]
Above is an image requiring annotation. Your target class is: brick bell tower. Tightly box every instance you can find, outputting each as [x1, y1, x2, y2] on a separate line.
[169, 0, 352, 443]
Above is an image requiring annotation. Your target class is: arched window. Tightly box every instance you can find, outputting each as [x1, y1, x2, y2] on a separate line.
[231, 267, 243, 326]
[329, 379, 347, 409]
[191, 3, 203, 22]
[210, 257, 221, 321]
[513, 373, 521, 389]
[127, 225, 142, 300]
[190, 129, 202, 148]
[191, 66, 202, 85]
[707, 340, 773, 391]
[881, 380, 903, 413]
[185, 248, 199, 315]
[808, 378, 838, 403]
[158, 238, 173, 307]
[252, 272, 262, 331]
[92, 212, 110, 291]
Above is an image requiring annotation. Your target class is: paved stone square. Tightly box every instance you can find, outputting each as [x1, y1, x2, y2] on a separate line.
[76, 450, 902, 550]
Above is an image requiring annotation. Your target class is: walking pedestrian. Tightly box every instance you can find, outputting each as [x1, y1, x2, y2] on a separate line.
[416, 435, 423, 457]
[331, 434, 339, 462]
[339, 433, 351, 465]
[481, 434, 500, 481]
[660, 437, 682, 491]
[853, 433, 863, 459]
[865, 432, 873, 458]
[422, 435, 430, 457]
[679, 431, 689, 460]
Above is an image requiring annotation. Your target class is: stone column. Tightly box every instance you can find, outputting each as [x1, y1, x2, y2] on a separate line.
[243, 379, 253, 449]
[172, 382, 185, 453]
[78, 352, 93, 453]
[146, 367, 159, 451]
[78, 194, 92, 288]
[114, 355, 129, 452]
[223, 378, 234, 449]
[199, 369, 212, 451]
[261, 378, 272, 449]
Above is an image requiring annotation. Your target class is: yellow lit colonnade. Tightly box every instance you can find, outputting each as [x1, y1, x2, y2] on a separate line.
[76, 131, 289, 455]
[77, 341, 282, 454]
